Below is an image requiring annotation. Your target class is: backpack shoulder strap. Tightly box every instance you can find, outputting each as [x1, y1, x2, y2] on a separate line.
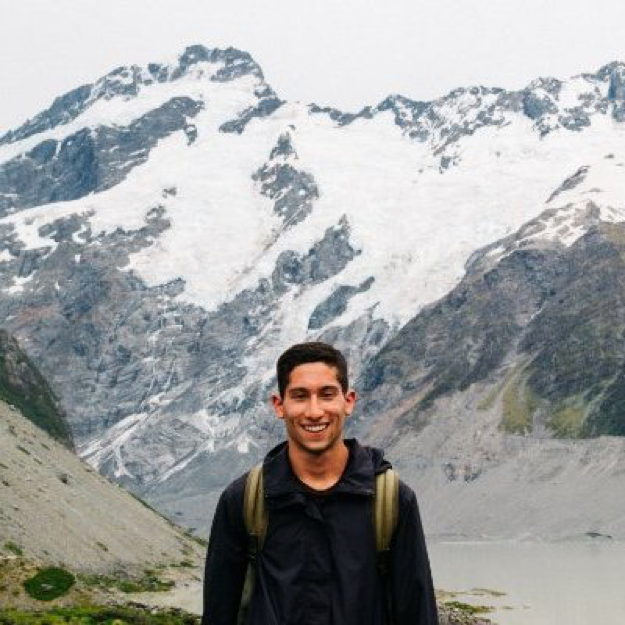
[238, 464, 267, 625]
[374, 468, 400, 555]
[243, 463, 268, 549]
[374, 468, 400, 625]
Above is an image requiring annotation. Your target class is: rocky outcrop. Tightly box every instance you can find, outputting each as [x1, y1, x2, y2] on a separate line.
[219, 90, 284, 134]
[359, 219, 625, 439]
[0, 329, 72, 449]
[312, 61, 625, 151]
[0, 45, 264, 147]
[253, 132, 319, 229]
[0, 97, 203, 216]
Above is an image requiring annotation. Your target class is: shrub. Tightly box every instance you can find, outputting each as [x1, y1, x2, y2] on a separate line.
[0, 605, 200, 624]
[444, 600, 492, 614]
[23, 568, 75, 601]
[4, 542, 24, 556]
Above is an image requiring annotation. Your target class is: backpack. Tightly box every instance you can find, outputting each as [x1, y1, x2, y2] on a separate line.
[236, 464, 400, 624]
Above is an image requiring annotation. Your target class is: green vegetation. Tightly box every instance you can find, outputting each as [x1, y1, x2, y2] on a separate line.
[501, 374, 540, 434]
[128, 493, 167, 518]
[471, 587, 506, 597]
[23, 568, 75, 601]
[0, 605, 199, 624]
[4, 542, 24, 557]
[183, 531, 207, 548]
[0, 330, 74, 450]
[477, 367, 519, 412]
[477, 382, 504, 411]
[582, 371, 625, 437]
[547, 403, 585, 438]
[78, 570, 173, 594]
[444, 600, 493, 615]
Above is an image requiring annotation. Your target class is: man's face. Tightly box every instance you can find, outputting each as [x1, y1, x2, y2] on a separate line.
[272, 362, 356, 456]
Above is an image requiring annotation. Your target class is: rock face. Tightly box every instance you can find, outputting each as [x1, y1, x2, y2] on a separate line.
[0, 397, 203, 572]
[1, 45, 625, 536]
[0, 97, 203, 216]
[357, 213, 625, 539]
[0, 329, 73, 449]
[360, 220, 625, 439]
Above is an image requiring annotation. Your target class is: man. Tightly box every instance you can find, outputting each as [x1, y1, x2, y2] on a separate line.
[203, 342, 438, 625]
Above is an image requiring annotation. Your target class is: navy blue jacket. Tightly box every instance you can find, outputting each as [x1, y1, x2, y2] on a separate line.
[202, 439, 438, 625]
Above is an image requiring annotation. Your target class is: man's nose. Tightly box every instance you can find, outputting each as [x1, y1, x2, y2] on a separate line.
[308, 396, 324, 418]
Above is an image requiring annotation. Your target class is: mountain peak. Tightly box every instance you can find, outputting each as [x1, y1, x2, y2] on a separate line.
[594, 60, 625, 81]
[0, 44, 267, 148]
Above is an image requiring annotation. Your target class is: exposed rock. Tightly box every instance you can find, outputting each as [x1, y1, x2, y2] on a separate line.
[0, 329, 73, 449]
[308, 277, 375, 330]
[219, 93, 284, 134]
[253, 132, 319, 229]
[0, 97, 203, 216]
[0, 45, 263, 147]
[360, 218, 625, 439]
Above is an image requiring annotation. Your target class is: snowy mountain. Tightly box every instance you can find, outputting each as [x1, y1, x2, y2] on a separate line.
[1, 45, 625, 537]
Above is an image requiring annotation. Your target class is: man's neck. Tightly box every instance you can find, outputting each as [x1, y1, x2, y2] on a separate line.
[287, 439, 350, 491]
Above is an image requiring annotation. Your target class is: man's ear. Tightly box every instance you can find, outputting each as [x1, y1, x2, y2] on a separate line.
[344, 389, 357, 416]
[272, 393, 285, 419]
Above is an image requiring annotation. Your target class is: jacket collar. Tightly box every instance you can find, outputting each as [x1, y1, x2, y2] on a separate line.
[263, 438, 389, 498]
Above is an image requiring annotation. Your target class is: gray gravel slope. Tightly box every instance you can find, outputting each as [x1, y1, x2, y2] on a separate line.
[0, 399, 204, 573]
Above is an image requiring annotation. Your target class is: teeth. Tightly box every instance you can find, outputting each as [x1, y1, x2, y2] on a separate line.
[303, 424, 328, 432]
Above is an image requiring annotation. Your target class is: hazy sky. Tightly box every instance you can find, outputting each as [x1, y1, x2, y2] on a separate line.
[2, 0, 625, 133]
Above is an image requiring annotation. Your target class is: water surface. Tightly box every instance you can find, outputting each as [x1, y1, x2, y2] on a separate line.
[429, 541, 625, 624]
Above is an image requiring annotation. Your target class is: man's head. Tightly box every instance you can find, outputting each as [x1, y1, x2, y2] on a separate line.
[272, 342, 355, 456]
[276, 342, 349, 399]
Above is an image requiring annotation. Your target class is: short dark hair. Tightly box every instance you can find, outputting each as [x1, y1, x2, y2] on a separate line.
[276, 342, 349, 398]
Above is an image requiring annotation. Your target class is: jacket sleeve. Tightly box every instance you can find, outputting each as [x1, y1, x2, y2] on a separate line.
[389, 482, 439, 625]
[202, 475, 249, 625]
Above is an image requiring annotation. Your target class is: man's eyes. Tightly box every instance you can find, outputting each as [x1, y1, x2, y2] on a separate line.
[289, 390, 338, 400]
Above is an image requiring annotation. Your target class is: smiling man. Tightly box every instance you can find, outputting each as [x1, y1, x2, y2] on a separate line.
[202, 342, 438, 625]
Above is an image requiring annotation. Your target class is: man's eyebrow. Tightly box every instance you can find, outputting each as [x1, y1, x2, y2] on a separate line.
[287, 385, 340, 394]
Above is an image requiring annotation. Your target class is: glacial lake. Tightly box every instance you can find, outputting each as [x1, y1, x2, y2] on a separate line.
[429, 541, 625, 624]
[146, 540, 625, 624]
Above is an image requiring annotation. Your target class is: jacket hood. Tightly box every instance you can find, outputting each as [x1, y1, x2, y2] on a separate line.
[263, 438, 392, 498]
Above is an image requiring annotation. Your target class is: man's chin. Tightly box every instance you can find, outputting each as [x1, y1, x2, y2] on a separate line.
[293, 438, 337, 456]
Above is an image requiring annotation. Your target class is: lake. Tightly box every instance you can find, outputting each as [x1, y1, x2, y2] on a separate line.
[146, 540, 625, 623]
[429, 541, 625, 624]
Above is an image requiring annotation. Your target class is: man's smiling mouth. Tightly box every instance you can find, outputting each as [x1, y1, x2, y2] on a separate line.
[301, 424, 329, 433]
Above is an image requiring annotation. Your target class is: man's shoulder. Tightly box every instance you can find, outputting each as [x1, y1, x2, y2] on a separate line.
[221, 471, 249, 502]
[397, 477, 420, 511]
[212, 471, 252, 539]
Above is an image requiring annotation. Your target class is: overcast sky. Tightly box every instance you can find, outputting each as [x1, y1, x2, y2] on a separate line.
[2, 0, 625, 133]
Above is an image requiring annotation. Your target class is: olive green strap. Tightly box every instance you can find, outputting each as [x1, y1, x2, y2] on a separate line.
[375, 468, 399, 625]
[238, 464, 267, 625]
[243, 464, 267, 547]
[374, 468, 400, 554]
